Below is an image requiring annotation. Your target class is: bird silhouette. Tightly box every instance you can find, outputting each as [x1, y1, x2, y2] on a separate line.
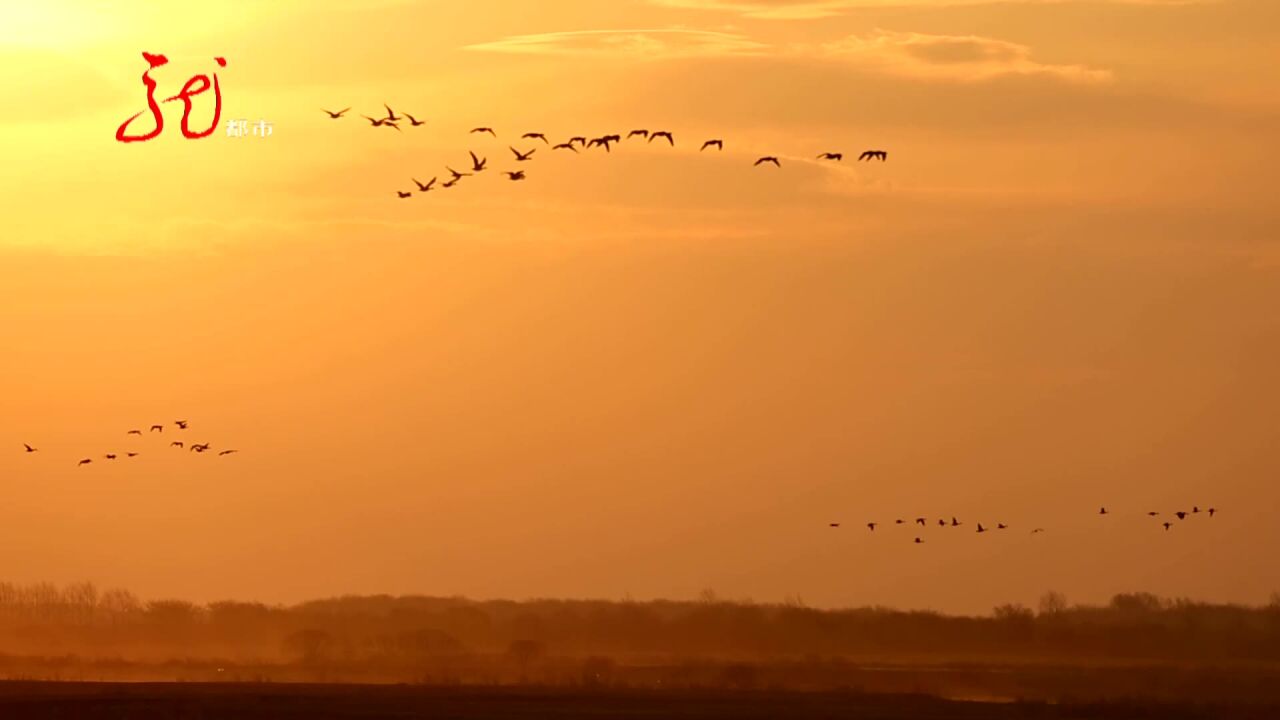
[469, 152, 488, 172]
[914, 537, 924, 544]
[895, 519, 905, 525]
[471, 127, 497, 136]
[1176, 511, 1188, 520]
[867, 522, 877, 531]
[413, 177, 436, 192]
[175, 421, 188, 430]
[1163, 522, 1173, 531]
[701, 139, 723, 151]
[1208, 507, 1217, 517]
[127, 429, 142, 435]
[219, 450, 238, 456]
[127, 452, 139, 458]
[504, 171, 526, 181]
[859, 150, 888, 162]
[649, 131, 674, 146]
[553, 142, 578, 153]
[951, 517, 961, 527]
[976, 523, 987, 533]
[150, 425, 163, 433]
[628, 130, 649, 139]
[441, 178, 460, 189]
[104, 454, 117, 460]
[171, 441, 184, 448]
[568, 136, 588, 147]
[362, 115, 389, 127]
[937, 519, 946, 527]
[1032, 528, 1045, 534]
[997, 523, 1008, 530]
[522, 132, 548, 144]
[191, 443, 211, 453]
[322, 108, 350, 119]
[23, 443, 37, 453]
[754, 156, 781, 167]
[587, 137, 616, 152]
[1100, 507, 1109, 516]
[404, 113, 425, 127]
[915, 518, 926, 526]
[1147, 511, 1160, 517]
[829, 523, 840, 528]
[383, 104, 400, 122]
[1193, 506, 1201, 514]
[510, 147, 536, 162]
[397, 190, 412, 199]
[447, 166, 471, 181]
[817, 152, 843, 161]
[78, 458, 91, 466]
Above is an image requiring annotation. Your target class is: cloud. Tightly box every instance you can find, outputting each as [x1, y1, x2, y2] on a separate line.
[465, 29, 769, 59]
[651, 0, 1210, 20]
[817, 30, 1111, 83]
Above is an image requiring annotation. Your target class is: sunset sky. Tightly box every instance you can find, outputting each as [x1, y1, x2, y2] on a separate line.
[1, 0, 1278, 614]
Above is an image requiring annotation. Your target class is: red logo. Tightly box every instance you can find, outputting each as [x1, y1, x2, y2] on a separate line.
[116, 52, 226, 143]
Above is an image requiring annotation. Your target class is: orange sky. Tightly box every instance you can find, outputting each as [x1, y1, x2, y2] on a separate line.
[1, 0, 1278, 614]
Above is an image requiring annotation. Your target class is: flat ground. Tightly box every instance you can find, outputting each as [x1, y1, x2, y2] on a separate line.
[0, 683, 1274, 720]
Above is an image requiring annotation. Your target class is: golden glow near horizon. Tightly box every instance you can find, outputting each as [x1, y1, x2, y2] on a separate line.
[1, 0, 1278, 613]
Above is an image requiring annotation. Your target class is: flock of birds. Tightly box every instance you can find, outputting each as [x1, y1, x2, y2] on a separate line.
[20, 420, 239, 467]
[834, 505, 1221, 545]
[318, 104, 890, 198]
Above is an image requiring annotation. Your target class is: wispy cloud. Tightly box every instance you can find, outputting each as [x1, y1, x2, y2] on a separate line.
[465, 29, 768, 59]
[817, 30, 1112, 83]
[652, 0, 1211, 20]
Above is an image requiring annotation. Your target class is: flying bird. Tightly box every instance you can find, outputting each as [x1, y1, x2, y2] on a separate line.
[127, 452, 139, 458]
[859, 150, 888, 162]
[915, 518, 927, 527]
[23, 443, 37, 453]
[403, 113, 425, 127]
[649, 131, 674, 146]
[175, 421, 188, 430]
[867, 522, 877, 531]
[522, 132, 548, 144]
[937, 519, 946, 527]
[447, 166, 471, 181]
[1147, 511, 1160, 517]
[322, 108, 350, 119]
[78, 458, 91, 466]
[383, 104, 400, 122]
[127, 429, 142, 435]
[754, 156, 781, 167]
[951, 517, 961, 527]
[413, 177, 436, 192]
[1176, 511, 1188, 520]
[471, 127, 497, 136]
[914, 537, 924, 544]
[1192, 506, 1201, 514]
[510, 147, 536, 161]
[362, 115, 390, 127]
[817, 152, 843, 161]
[587, 136, 616, 152]
[627, 130, 648, 139]
[1031, 528, 1045, 534]
[191, 443, 211, 453]
[171, 441, 184, 449]
[1208, 507, 1217, 517]
[469, 151, 487, 172]
[150, 425, 163, 433]
[568, 136, 588, 147]
[895, 519, 905, 525]
[701, 139, 723, 151]
[997, 523, 1008, 530]
[1099, 507, 1109, 516]
[442, 178, 460, 189]
[104, 454, 117, 460]
[829, 523, 840, 528]
[218, 450, 238, 456]
[1163, 522, 1173, 531]
[553, 142, 578, 153]
[976, 524, 987, 534]
[504, 171, 526, 181]
[397, 190, 412, 199]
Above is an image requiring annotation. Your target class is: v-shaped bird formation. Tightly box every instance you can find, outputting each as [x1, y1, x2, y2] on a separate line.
[831, 504, 1222, 546]
[19, 419, 241, 469]
[319, 105, 889, 199]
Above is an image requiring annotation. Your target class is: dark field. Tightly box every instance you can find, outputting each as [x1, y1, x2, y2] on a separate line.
[0, 683, 1275, 720]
